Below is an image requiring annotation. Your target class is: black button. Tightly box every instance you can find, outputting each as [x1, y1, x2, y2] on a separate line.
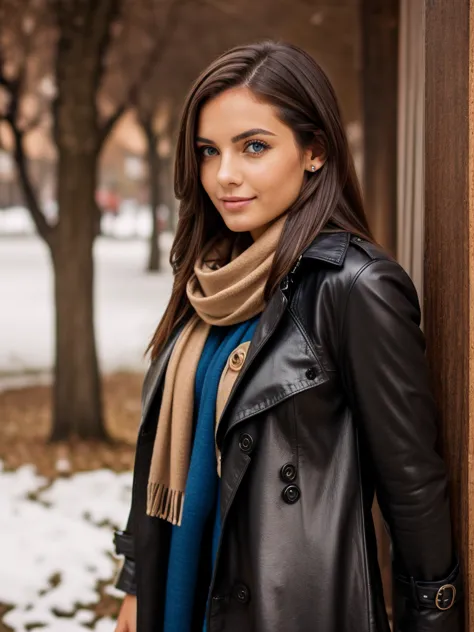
[282, 484, 301, 504]
[305, 367, 317, 380]
[280, 463, 297, 482]
[239, 433, 254, 453]
[233, 582, 250, 604]
[280, 277, 289, 291]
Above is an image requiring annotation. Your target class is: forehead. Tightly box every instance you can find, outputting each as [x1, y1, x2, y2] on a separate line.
[197, 86, 287, 139]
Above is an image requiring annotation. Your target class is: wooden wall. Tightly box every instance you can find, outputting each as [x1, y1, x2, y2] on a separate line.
[424, 1, 473, 628]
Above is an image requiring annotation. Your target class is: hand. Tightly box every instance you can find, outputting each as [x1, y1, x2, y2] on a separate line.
[115, 594, 137, 632]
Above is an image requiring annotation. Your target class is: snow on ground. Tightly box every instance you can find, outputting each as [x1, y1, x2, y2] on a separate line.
[0, 223, 175, 627]
[0, 204, 159, 240]
[0, 461, 132, 631]
[0, 233, 175, 378]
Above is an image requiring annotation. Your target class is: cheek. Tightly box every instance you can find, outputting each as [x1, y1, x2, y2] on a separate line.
[252, 150, 304, 198]
[199, 162, 216, 198]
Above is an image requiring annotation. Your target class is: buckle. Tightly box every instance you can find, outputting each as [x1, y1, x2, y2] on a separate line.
[435, 584, 456, 610]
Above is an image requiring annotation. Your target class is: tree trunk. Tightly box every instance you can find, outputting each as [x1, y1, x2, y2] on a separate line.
[6, 0, 124, 441]
[142, 117, 162, 272]
[50, 151, 106, 441]
[44, 0, 122, 441]
[162, 153, 177, 232]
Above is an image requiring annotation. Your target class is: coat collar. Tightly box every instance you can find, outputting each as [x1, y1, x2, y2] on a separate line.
[301, 231, 351, 267]
[139, 230, 352, 435]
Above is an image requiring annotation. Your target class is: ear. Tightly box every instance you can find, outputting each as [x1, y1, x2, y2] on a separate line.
[304, 131, 327, 173]
[304, 153, 325, 172]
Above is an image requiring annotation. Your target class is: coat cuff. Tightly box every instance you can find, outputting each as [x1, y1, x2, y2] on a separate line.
[394, 558, 462, 611]
[114, 529, 135, 559]
[113, 529, 136, 595]
[114, 557, 137, 595]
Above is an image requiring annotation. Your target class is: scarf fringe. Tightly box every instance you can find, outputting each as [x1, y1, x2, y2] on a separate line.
[146, 482, 185, 526]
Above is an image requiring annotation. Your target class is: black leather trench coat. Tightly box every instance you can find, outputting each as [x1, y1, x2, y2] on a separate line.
[113, 231, 462, 632]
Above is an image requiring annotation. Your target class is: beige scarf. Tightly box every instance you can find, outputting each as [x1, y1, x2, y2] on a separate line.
[146, 211, 289, 525]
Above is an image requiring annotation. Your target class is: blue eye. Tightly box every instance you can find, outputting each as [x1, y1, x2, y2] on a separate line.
[245, 140, 269, 154]
[199, 146, 218, 158]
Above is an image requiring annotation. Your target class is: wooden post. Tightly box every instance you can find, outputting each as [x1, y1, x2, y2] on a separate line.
[361, 0, 399, 254]
[424, 1, 473, 628]
[360, 1, 400, 620]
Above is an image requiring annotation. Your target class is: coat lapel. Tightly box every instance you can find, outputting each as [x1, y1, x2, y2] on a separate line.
[215, 291, 331, 451]
[138, 232, 352, 438]
[214, 285, 290, 448]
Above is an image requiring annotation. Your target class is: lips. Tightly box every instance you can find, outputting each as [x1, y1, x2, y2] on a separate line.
[219, 196, 256, 211]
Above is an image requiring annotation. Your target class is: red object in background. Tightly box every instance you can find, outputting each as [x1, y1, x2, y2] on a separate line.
[157, 215, 165, 231]
[96, 189, 120, 214]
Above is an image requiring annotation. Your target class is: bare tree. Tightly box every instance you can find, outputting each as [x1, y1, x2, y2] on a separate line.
[0, 0, 178, 440]
[134, 101, 178, 271]
[116, 0, 182, 272]
[141, 109, 162, 271]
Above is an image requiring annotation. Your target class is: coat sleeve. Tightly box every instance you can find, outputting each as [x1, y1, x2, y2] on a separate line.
[112, 359, 155, 597]
[340, 258, 462, 631]
[113, 507, 137, 596]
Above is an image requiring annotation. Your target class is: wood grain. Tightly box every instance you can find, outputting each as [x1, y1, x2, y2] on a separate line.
[424, 1, 471, 628]
[469, 0, 474, 625]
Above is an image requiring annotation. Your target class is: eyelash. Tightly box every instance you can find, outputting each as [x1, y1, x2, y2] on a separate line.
[198, 139, 271, 158]
[244, 139, 270, 155]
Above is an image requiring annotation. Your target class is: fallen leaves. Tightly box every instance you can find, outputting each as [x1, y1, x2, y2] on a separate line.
[0, 372, 143, 478]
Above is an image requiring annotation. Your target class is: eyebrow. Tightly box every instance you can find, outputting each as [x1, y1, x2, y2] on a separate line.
[195, 128, 277, 145]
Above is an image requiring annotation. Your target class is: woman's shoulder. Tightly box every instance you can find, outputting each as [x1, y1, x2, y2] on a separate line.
[345, 236, 418, 304]
[301, 231, 419, 313]
[303, 230, 401, 279]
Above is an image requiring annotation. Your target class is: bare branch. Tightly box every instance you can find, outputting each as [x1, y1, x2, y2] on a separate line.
[99, 102, 126, 142]
[0, 43, 15, 94]
[99, 0, 182, 148]
[3, 76, 20, 127]
[0, 71, 14, 92]
[0, 5, 35, 129]
[6, 119, 54, 246]
[94, 0, 124, 94]
[16, 10, 34, 98]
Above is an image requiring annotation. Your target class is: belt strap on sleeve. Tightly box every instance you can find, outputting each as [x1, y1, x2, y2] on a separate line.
[394, 559, 462, 611]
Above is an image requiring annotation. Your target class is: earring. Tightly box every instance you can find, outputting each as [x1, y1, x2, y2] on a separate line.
[311, 165, 316, 172]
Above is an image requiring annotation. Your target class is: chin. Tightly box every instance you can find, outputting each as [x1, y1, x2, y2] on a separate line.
[222, 214, 259, 234]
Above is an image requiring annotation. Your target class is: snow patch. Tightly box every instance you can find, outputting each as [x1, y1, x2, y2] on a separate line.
[0, 462, 132, 631]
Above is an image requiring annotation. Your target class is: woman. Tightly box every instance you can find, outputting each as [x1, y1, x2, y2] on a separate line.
[113, 41, 462, 632]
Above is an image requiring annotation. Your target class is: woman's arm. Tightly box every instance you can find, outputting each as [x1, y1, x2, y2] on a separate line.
[341, 258, 462, 631]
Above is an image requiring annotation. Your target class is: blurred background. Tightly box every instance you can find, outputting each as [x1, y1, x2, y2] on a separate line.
[0, 0, 425, 630]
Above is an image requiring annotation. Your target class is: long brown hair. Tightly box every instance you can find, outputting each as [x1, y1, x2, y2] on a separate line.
[147, 40, 374, 359]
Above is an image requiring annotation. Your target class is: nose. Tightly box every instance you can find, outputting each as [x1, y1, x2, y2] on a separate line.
[216, 152, 242, 188]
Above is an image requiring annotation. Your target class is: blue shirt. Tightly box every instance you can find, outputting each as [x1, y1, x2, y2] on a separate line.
[162, 316, 260, 632]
